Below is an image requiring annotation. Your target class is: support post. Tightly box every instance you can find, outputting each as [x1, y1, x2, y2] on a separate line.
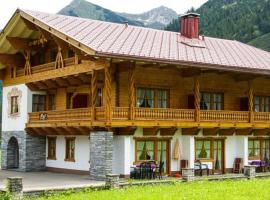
[104, 61, 112, 121]
[6, 177, 23, 200]
[55, 46, 64, 69]
[23, 50, 31, 76]
[91, 70, 97, 121]
[194, 76, 200, 122]
[128, 62, 135, 120]
[248, 80, 254, 123]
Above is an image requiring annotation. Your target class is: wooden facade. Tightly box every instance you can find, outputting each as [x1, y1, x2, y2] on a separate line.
[1, 11, 270, 137]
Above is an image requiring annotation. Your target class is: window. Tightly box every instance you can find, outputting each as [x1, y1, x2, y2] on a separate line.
[135, 139, 170, 174]
[136, 88, 169, 108]
[32, 95, 46, 112]
[195, 140, 211, 159]
[254, 96, 269, 112]
[248, 139, 270, 160]
[47, 137, 56, 160]
[201, 92, 223, 110]
[65, 137, 75, 162]
[10, 96, 19, 114]
[96, 88, 103, 107]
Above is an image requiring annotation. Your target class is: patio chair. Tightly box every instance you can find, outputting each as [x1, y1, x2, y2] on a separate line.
[155, 161, 165, 179]
[194, 160, 209, 176]
[233, 158, 243, 173]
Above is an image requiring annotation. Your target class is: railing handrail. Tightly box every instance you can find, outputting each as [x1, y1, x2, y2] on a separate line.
[29, 107, 91, 115]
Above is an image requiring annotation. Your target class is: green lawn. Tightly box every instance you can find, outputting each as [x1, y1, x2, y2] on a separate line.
[27, 179, 270, 200]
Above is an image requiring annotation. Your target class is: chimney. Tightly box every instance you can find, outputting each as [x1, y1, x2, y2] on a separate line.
[180, 13, 200, 39]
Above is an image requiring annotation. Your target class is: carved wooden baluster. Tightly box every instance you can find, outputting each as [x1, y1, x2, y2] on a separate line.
[104, 62, 112, 121]
[248, 80, 254, 123]
[91, 70, 97, 121]
[24, 50, 31, 76]
[194, 76, 200, 122]
[55, 46, 64, 69]
[128, 62, 136, 120]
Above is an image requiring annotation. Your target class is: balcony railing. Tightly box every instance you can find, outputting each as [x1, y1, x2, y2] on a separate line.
[134, 108, 195, 121]
[16, 57, 75, 77]
[200, 110, 249, 123]
[254, 112, 270, 122]
[28, 108, 92, 125]
[27, 107, 270, 127]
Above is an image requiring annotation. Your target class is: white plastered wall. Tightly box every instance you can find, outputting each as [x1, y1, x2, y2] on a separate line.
[46, 136, 90, 171]
[2, 84, 46, 132]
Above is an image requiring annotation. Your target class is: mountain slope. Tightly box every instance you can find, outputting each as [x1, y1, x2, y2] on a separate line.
[58, 0, 177, 29]
[165, 0, 270, 51]
[58, 0, 144, 26]
[248, 32, 270, 51]
[119, 6, 178, 29]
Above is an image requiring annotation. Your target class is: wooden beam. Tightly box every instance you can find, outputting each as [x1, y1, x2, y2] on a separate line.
[21, 17, 38, 30]
[116, 126, 137, 135]
[75, 73, 91, 84]
[128, 62, 135, 120]
[6, 36, 37, 50]
[26, 82, 39, 91]
[194, 76, 200, 122]
[203, 128, 219, 136]
[64, 75, 84, 86]
[143, 127, 160, 136]
[181, 68, 201, 78]
[52, 35, 69, 50]
[219, 128, 235, 136]
[104, 61, 112, 121]
[182, 128, 200, 135]
[254, 129, 270, 136]
[235, 128, 253, 136]
[54, 78, 69, 87]
[160, 127, 177, 136]
[0, 53, 24, 66]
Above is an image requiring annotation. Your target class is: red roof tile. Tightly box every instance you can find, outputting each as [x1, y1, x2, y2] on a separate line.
[21, 9, 270, 74]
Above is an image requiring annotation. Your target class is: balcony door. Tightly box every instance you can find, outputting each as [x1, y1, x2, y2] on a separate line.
[135, 139, 170, 174]
[72, 94, 89, 109]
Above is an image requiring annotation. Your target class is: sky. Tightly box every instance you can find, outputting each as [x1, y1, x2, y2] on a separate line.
[0, 0, 207, 29]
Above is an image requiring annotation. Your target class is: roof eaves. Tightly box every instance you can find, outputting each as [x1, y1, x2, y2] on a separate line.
[95, 51, 270, 76]
[18, 9, 97, 56]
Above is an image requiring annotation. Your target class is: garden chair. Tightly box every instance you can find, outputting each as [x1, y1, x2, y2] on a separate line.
[233, 158, 243, 173]
[155, 161, 164, 179]
[194, 160, 209, 176]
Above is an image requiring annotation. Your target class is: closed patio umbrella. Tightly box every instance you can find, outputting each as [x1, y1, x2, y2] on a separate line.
[173, 139, 181, 160]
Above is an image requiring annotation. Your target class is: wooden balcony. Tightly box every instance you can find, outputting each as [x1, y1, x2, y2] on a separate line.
[27, 107, 270, 130]
[16, 57, 75, 77]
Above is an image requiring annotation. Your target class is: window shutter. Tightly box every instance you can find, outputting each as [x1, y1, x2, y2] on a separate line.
[240, 97, 249, 111]
[188, 95, 195, 109]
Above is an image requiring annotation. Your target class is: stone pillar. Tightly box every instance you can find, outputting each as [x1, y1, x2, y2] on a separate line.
[6, 177, 23, 200]
[1, 131, 46, 172]
[90, 131, 113, 180]
[105, 174, 120, 189]
[244, 165, 256, 178]
[182, 168, 195, 182]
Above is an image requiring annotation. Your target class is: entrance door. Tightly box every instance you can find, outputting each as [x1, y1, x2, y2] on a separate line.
[72, 94, 89, 109]
[213, 140, 224, 174]
[7, 137, 19, 169]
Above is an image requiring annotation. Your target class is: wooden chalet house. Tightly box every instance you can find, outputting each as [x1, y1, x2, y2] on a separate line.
[1, 10, 270, 179]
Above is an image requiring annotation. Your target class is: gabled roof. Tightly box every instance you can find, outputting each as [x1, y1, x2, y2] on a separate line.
[1, 9, 270, 75]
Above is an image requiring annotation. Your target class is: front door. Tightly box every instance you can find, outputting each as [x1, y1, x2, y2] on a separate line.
[136, 139, 170, 174]
[213, 140, 224, 174]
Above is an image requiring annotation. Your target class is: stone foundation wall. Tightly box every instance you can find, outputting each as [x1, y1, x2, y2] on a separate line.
[89, 131, 113, 180]
[1, 131, 46, 171]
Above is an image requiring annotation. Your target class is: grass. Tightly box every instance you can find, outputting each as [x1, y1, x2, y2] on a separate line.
[28, 178, 270, 200]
